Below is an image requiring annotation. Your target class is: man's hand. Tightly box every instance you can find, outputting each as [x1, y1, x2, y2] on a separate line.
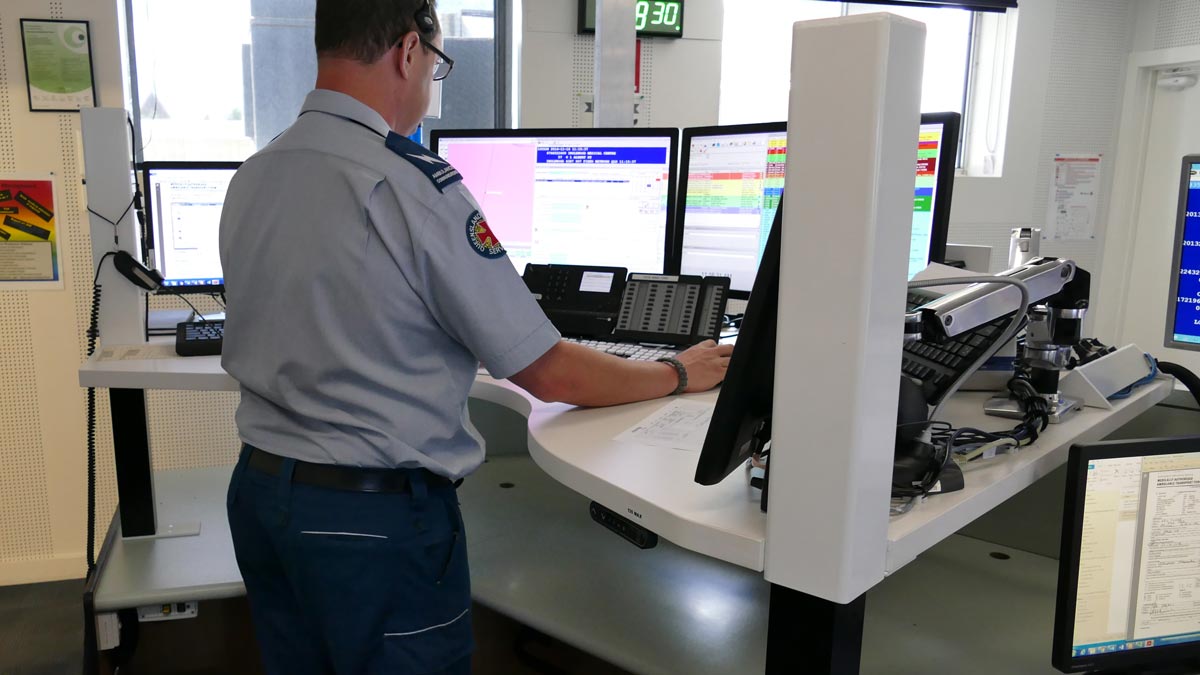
[675, 340, 734, 393]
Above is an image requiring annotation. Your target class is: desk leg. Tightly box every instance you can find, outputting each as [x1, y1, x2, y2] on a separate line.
[766, 584, 865, 675]
[110, 388, 157, 537]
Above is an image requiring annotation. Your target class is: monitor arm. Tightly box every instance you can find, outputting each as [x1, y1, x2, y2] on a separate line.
[908, 257, 1091, 424]
[914, 257, 1077, 342]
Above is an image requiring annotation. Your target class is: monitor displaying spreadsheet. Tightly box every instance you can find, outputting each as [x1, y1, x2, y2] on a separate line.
[674, 112, 960, 295]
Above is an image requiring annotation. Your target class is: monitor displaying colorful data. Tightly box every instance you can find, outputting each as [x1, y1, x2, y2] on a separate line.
[1165, 156, 1200, 350]
[674, 112, 960, 295]
[142, 161, 240, 292]
[430, 128, 679, 275]
[1053, 437, 1200, 672]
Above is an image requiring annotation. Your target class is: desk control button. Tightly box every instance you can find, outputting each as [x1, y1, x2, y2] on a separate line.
[589, 501, 658, 549]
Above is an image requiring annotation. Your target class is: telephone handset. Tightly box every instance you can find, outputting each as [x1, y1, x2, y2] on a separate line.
[522, 263, 628, 338]
[613, 274, 731, 346]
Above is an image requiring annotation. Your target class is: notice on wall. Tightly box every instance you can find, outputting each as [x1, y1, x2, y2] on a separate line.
[0, 176, 63, 289]
[1045, 154, 1102, 241]
[20, 19, 97, 111]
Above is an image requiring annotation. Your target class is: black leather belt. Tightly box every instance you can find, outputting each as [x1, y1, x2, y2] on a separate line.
[246, 446, 455, 494]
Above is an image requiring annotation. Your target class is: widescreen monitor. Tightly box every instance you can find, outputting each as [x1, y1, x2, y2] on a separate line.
[674, 112, 960, 296]
[142, 161, 239, 293]
[1052, 437, 1200, 673]
[430, 128, 679, 275]
[1164, 155, 1200, 350]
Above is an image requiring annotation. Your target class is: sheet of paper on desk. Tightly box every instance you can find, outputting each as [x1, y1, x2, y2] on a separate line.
[615, 400, 714, 451]
[98, 344, 178, 361]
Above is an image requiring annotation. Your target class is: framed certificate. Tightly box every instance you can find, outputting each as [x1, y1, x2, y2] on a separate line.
[20, 19, 98, 112]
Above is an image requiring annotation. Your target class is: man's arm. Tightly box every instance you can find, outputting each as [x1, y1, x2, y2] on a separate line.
[509, 340, 733, 407]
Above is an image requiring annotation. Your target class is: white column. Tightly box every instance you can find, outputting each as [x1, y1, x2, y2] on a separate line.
[766, 14, 925, 602]
[593, 0, 636, 127]
[82, 107, 146, 347]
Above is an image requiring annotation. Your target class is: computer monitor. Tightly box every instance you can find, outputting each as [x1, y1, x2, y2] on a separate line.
[1164, 155, 1200, 350]
[142, 161, 239, 293]
[694, 199, 781, 486]
[673, 112, 960, 296]
[1052, 437, 1200, 673]
[430, 128, 679, 275]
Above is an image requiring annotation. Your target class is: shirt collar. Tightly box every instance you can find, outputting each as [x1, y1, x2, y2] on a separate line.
[300, 89, 392, 138]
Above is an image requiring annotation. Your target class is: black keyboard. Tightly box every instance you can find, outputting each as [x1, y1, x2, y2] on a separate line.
[901, 316, 1009, 404]
[175, 319, 224, 357]
[906, 290, 941, 312]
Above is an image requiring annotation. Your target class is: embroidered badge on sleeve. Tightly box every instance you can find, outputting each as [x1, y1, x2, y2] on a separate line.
[466, 211, 505, 259]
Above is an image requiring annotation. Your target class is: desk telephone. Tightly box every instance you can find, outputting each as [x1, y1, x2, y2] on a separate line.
[523, 264, 730, 346]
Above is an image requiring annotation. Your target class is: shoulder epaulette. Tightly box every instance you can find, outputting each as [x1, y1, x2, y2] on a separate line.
[385, 132, 463, 193]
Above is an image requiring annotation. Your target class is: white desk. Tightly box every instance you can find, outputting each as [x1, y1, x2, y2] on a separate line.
[78, 349, 1173, 674]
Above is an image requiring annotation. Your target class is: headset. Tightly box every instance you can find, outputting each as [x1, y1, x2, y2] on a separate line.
[413, 0, 436, 35]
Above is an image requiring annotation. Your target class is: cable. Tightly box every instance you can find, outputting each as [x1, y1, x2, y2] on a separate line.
[85, 252, 116, 579]
[159, 289, 207, 321]
[907, 275, 1031, 423]
[1157, 360, 1200, 409]
[1108, 354, 1157, 401]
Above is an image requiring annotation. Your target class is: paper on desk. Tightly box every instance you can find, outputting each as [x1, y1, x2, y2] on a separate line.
[614, 399, 714, 451]
[98, 344, 178, 361]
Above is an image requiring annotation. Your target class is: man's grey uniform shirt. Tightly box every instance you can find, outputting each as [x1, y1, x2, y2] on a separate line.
[219, 89, 560, 480]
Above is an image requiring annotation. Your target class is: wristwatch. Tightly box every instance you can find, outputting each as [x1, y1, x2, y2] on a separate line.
[656, 356, 688, 395]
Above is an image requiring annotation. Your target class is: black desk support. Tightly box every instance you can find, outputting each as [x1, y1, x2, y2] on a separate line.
[109, 388, 156, 537]
[767, 585, 866, 674]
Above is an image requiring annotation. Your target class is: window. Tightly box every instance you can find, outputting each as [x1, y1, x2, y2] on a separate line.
[720, 1, 994, 170]
[128, 0, 501, 162]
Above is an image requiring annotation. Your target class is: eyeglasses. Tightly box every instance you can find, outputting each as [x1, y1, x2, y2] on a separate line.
[419, 37, 454, 81]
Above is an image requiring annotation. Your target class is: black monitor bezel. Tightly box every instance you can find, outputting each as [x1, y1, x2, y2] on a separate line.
[1162, 155, 1200, 352]
[671, 121, 787, 299]
[920, 111, 961, 271]
[140, 160, 240, 295]
[1053, 436, 1200, 672]
[693, 198, 781, 485]
[429, 127, 681, 275]
[671, 113, 961, 299]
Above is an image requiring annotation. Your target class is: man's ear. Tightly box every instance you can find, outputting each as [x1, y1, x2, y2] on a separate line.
[394, 31, 420, 80]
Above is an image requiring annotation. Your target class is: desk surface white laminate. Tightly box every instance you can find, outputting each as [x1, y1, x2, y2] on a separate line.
[79, 345, 236, 392]
[470, 377, 769, 572]
[885, 379, 1173, 572]
[77, 349, 1173, 581]
[93, 466, 244, 612]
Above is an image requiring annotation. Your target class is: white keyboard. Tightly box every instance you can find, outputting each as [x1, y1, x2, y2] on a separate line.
[564, 337, 679, 362]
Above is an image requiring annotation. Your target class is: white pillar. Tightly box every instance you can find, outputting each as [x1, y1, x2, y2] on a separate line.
[593, 0, 636, 127]
[765, 14, 925, 602]
[82, 107, 146, 347]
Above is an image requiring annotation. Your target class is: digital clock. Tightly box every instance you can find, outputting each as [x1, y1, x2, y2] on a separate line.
[579, 0, 684, 38]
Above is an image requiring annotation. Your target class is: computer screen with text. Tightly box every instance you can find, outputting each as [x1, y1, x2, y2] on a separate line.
[1055, 440, 1200, 672]
[144, 162, 239, 291]
[432, 129, 678, 275]
[676, 113, 959, 295]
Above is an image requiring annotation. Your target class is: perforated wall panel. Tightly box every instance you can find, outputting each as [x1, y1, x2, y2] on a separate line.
[639, 41, 653, 125]
[948, 0, 1135, 276]
[1155, 0, 1200, 50]
[0, 298, 54, 561]
[0, 13, 15, 175]
[571, 35, 594, 128]
[0, 8, 55, 563]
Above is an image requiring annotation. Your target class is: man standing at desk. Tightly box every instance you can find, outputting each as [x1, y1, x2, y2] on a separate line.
[218, 1, 732, 672]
